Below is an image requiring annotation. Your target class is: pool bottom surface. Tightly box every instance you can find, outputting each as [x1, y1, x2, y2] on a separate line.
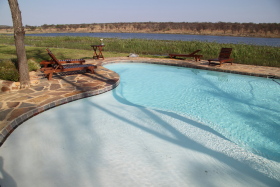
[0, 91, 279, 187]
[105, 63, 280, 161]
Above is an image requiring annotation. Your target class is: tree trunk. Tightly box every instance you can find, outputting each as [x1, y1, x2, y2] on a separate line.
[8, 0, 30, 88]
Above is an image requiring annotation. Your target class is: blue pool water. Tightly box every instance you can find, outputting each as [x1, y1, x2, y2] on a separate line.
[1, 62, 280, 186]
[105, 63, 280, 161]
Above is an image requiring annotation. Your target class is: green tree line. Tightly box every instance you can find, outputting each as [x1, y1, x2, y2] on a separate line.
[2, 22, 279, 37]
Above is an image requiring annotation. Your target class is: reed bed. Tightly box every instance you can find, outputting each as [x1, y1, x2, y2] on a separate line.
[0, 34, 279, 67]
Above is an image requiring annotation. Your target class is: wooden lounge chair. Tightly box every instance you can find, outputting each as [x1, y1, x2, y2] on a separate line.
[40, 59, 85, 68]
[169, 50, 203, 61]
[41, 49, 97, 80]
[40, 49, 86, 68]
[208, 48, 234, 66]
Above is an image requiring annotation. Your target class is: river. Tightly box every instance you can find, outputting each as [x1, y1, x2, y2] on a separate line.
[26, 32, 280, 47]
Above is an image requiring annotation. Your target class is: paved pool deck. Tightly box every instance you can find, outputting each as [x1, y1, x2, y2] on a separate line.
[0, 57, 280, 145]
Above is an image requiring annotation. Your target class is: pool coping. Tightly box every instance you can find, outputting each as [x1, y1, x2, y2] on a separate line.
[1, 57, 279, 146]
[0, 65, 120, 146]
[102, 57, 280, 79]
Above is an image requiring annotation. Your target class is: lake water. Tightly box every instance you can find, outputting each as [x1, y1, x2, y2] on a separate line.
[26, 32, 280, 47]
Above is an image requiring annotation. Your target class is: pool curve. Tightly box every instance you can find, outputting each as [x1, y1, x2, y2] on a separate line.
[1, 57, 280, 146]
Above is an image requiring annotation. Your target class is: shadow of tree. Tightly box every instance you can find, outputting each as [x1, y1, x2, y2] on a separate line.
[112, 87, 229, 140]
[86, 98, 280, 186]
[199, 73, 280, 161]
[0, 156, 17, 187]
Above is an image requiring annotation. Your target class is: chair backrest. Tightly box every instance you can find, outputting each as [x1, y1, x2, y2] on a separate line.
[219, 48, 232, 59]
[189, 49, 201, 55]
[46, 48, 63, 68]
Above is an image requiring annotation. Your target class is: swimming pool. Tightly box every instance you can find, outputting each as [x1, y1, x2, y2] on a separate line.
[0, 63, 279, 187]
[107, 63, 280, 161]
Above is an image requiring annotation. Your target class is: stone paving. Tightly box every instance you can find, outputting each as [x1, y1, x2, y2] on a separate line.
[0, 57, 280, 145]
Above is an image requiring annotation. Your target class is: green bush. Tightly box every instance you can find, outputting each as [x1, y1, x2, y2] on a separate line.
[0, 58, 41, 81]
[28, 58, 41, 71]
[0, 59, 19, 81]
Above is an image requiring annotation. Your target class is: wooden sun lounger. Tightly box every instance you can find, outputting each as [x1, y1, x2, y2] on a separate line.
[208, 48, 234, 66]
[169, 50, 203, 61]
[40, 49, 97, 80]
[40, 59, 85, 68]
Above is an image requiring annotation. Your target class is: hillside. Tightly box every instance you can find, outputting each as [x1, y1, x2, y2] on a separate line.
[1, 22, 279, 38]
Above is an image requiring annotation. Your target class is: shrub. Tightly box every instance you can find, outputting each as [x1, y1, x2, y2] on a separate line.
[28, 58, 41, 71]
[0, 59, 19, 81]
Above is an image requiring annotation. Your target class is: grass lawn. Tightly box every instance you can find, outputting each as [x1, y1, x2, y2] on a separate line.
[0, 45, 159, 81]
[0, 34, 279, 81]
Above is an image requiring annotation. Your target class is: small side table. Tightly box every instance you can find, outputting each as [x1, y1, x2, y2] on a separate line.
[91, 45, 105, 59]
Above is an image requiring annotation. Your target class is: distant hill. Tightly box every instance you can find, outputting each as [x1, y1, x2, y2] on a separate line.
[1, 22, 279, 38]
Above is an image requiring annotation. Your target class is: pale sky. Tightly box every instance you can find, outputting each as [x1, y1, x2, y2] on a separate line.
[0, 0, 279, 26]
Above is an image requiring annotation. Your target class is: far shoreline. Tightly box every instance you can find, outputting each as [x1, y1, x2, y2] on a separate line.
[1, 22, 280, 38]
[1, 31, 280, 39]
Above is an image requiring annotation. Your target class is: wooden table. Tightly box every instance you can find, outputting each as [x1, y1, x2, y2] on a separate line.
[91, 45, 105, 59]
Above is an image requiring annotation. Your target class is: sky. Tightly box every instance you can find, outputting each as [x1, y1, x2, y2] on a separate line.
[0, 0, 280, 26]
